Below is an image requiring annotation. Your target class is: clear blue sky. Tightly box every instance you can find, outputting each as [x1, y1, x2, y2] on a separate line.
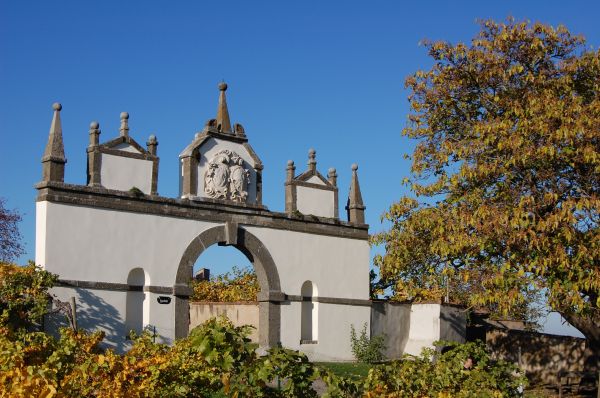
[1, 1, 597, 337]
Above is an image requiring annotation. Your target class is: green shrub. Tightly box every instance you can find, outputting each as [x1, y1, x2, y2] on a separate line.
[0, 261, 57, 332]
[349, 323, 386, 363]
[363, 340, 527, 397]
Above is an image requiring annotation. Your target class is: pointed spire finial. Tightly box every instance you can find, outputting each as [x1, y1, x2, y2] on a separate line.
[42, 102, 66, 182]
[120, 112, 129, 137]
[346, 163, 366, 224]
[216, 82, 232, 133]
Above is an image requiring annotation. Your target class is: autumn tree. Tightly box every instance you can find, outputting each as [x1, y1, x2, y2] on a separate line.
[0, 197, 24, 262]
[373, 19, 599, 355]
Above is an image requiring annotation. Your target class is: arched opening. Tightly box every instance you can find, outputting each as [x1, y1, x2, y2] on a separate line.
[126, 268, 149, 337]
[175, 224, 282, 348]
[189, 245, 259, 342]
[300, 280, 318, 343]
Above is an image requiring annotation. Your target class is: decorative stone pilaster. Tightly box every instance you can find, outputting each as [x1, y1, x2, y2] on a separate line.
[286, 160, 296, 181]
[41, 103, 67, 183]
[285, 160, 297, 214]
[346, 163, 366, 224]
[255, 162, 264, 205]
[147, 134, 159, 195]
[180, 152, 198, 198]
[146, 134, 158, 156]
[87, 121, 102, 187]
[327, 167, 337, 186]
[307, 148, 317, 173]
[328, 168, 339, 218]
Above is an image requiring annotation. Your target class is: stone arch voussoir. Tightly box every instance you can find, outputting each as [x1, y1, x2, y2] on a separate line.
[174, 224, 282, 348]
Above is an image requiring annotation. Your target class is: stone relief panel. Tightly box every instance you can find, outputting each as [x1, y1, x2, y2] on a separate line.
[204, 150, 249, 202]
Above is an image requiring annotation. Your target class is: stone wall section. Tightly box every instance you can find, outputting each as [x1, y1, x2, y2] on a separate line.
[189, 302, 260, 342]
[486, 328, 598, 385]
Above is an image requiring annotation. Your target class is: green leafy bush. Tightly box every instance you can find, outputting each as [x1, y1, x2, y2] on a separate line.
[349, 323, 385, 364]
[363, 341, 527, 397]
[0, 261, 57, 332]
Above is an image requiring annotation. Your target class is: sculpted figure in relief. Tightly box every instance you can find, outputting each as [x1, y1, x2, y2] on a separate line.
[203, 150, 250, 202]
[204, 152, 230, 199]
[229, 156, 249, 202]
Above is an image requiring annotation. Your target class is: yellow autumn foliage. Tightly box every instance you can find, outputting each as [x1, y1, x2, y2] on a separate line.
[191, 266, 259, 302]
[372, 19, 599, 346]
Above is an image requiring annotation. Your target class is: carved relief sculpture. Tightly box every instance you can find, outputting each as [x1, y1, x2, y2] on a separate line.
[204, 150, 249, 202]
[229, 155, 249, 201]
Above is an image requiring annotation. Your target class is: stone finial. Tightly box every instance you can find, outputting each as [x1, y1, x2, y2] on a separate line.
[89, 121, 100, 147]
[328, 167, 337, 187]
[308, 148, 317, 172]
[346, 163, 366, 224]
[147, 134, 158, 155]
[119, 112, 129, 137]
[87, 121, 102, 187]
[234, 123, 246, 138]
[42, 102, 67, 182]
[216, 82, 232, 133]
[286, 160, 296, 182]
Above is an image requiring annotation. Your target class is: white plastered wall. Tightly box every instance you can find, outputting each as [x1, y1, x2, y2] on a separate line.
[403, 304, 442, 356]
[37, 201, 370, 359]
[282, 301, 371, 361]
[194, 137, 258, 203]
[36, 201, 220, 286]
[46, 286, 126, 350]
[36, 200, 220, 349]
[245, 225, 370, 361]
[296, 186, 335, 218]
[100, 151, 153, 194]
[244, 226, 369, 299]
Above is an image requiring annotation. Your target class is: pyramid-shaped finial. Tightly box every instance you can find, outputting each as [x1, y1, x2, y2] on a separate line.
[216, 82, 232, 133]
[346, 163, 365, 224]
[41, 102, 67, 182]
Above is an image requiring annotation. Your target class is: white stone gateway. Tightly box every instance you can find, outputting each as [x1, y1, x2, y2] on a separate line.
[36, 83, 371, 361]
[35, 83, 465, 361]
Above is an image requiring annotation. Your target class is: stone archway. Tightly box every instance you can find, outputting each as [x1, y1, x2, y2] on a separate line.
[174, 223, 283, 347]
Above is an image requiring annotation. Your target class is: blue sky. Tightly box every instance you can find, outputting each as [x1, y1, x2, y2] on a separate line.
[1, 1, 598, 337]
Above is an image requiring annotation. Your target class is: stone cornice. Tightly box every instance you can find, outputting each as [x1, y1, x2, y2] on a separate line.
[35, 181, 369, 240]
[57, 279, 372, 306]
